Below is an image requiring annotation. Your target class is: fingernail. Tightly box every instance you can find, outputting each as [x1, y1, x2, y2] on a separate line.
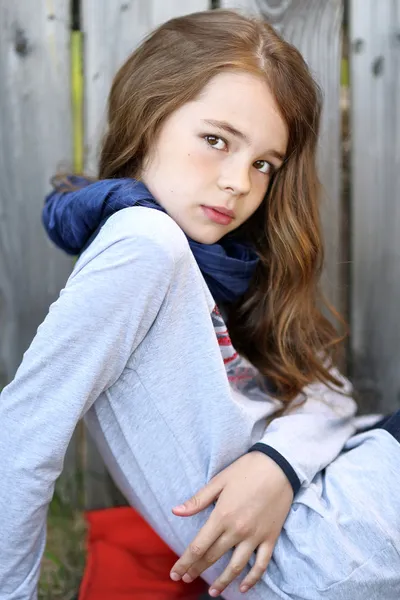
[182, 574, 193, 583]
[240, 585, 249, 593]
[173, 504, 186, 511]
[209, 589, 219, 598]
[170, 572, 181, 581]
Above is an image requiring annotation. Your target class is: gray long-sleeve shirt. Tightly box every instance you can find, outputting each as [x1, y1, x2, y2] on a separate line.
[0, 207, 361, 599]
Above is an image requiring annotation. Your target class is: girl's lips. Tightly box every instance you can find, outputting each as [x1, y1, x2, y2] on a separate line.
[201, 206, 234, 225]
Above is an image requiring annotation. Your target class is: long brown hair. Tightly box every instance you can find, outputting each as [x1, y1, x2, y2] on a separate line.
[75, 9, 348, 402]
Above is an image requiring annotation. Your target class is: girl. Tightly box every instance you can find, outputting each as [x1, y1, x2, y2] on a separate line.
[1, 9, 400, 600]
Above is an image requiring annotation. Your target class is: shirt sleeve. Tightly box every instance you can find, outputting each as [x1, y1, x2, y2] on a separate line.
[249, 366, 358, 495]
[0, 209, 176, 599]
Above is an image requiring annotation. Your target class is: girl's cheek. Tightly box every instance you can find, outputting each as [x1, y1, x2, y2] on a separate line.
[190, 151, 217, 174]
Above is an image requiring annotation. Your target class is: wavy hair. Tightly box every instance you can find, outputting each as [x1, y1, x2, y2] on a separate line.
[70, 9, 348, 402]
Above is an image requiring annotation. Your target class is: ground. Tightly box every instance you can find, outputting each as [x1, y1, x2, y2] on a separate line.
[39, 492, 86, 600]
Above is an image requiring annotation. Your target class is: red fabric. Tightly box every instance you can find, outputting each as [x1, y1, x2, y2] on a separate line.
[79, 506, 207, 600]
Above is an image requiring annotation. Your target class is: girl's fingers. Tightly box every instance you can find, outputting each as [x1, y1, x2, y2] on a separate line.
[170, 514, 224, 581]
[239, 542, 273, 593]
[181, 532, 237, 581]
[207, 541, 256, 597]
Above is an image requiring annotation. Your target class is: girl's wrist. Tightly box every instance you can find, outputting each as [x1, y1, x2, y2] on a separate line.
[247, 443, 300, 497]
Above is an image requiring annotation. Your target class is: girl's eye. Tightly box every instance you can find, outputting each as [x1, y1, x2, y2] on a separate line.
[204, 135, 227, 150]
[204, 135, 274, 175]
[254, 160, 273, 175]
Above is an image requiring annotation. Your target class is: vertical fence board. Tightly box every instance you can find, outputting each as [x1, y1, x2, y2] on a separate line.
[82, 0, 211, 174]
[0, 0, 76, 500]
[82, 0, 210, 508]
[0, 0, 73, 382]
[349, 0, 400, 413]
[222, 0, 344, 317]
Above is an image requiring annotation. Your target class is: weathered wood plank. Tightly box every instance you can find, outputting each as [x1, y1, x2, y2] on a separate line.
[221, 0, 344, 317]
[0, 0, 76, 498]
[81, 0, 210, 509]
[0, 0, 73, 382]
[349, 0, 400, 413]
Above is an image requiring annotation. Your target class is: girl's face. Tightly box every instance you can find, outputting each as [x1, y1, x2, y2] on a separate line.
[141, 70, 288, 244]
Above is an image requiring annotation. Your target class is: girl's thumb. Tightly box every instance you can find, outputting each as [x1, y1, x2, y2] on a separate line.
[172, 478, 222, 516]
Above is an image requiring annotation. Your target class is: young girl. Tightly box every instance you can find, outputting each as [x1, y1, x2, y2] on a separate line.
[1, 8, 399, 600]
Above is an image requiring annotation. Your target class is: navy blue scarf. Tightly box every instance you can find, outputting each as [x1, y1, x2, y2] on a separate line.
[42, 175, 259, 304]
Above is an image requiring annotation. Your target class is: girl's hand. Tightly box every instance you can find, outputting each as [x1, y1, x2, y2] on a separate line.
[170, 451, 293, 597]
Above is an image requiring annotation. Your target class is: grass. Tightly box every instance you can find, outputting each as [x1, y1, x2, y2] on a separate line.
[39, 491, 86, 600]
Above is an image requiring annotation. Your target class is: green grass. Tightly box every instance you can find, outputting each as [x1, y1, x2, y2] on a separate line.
[39, 491, 86, 600]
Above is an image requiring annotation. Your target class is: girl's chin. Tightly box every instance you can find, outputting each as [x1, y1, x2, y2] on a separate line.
[183, 225, 226, 245]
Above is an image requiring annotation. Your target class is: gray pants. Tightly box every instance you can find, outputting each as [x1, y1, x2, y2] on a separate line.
[93, 428, 400, 600]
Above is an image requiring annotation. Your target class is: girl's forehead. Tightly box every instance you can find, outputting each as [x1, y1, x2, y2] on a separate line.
[195, 72, 283, 121]
[181, 72, 289, 153]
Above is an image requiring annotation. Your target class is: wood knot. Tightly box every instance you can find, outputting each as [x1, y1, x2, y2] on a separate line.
[372, 56, 384, 77]
[14, 27, 30, 57]
[352, 38, 364, 54]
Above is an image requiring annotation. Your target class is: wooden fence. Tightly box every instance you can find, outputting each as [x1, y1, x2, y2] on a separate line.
[0, 0, 399, 508]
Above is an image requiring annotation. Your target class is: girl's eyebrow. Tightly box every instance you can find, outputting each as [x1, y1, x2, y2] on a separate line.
[201, 118, 286, 163]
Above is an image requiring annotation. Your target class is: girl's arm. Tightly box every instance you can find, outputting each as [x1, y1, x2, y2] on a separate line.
[0, 208, 177, 599]
[248, 366, 358, 492]
[170, 368, 358, 596]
